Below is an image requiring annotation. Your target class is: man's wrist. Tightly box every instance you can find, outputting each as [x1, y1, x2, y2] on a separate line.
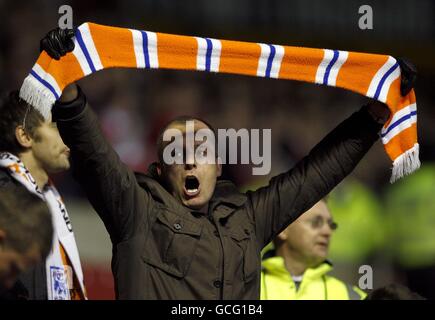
[59, 83, 78, 103]
[52, 85, 86, 121]
[364, 101, 391, 125]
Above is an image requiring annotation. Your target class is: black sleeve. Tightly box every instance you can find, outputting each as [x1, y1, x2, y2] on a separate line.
[54, 88, 151, 243]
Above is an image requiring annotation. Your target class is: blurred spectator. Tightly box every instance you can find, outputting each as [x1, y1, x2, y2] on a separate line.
[0, 188, 53, 296]
[384, 163, 435, 299]
[0, 91, 85, 300]
[260, 199, 366, 300]
[327, 178, 387, 286]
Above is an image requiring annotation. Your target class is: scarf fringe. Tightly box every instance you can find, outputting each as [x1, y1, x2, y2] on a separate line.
[390, 143, 421, 183]
[19, 75, 55, 120]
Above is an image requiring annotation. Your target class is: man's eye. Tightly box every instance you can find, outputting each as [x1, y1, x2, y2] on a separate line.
[311, 216, 323, 228]
[172, 149, 183, 159]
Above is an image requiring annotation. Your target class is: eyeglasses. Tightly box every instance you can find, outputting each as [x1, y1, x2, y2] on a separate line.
[307, 216, 338, 231]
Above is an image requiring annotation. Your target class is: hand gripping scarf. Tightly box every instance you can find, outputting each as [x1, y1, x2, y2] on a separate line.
[19, 22, 420, 182]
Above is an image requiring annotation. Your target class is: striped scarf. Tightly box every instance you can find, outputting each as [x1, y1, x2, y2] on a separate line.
[19, 22, 420, 182]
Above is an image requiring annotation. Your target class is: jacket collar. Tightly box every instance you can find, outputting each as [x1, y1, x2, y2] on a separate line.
[209, 180, 247, 218]
[262, 256, 333, 280]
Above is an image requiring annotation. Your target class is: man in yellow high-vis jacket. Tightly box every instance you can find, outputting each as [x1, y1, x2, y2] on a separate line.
[260, 199, 366, 300]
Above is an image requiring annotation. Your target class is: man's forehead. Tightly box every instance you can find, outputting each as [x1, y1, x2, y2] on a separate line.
[303, 201, 331, 219]
[165, 119, 211, 134]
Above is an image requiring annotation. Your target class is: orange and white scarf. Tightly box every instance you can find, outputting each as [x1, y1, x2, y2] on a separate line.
[19, 22, 420, 182]
[0, 152, 86, 300]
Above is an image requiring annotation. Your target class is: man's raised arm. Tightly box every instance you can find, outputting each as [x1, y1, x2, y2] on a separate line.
[248, 101, 389, 249]
[54, 83, 150, 244]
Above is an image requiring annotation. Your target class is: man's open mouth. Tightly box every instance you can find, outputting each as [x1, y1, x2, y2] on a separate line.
[184, 175, 200, 197]
[316, 242, 329, 248]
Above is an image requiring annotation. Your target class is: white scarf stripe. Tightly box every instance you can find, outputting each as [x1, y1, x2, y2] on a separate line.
[257, 43, 270, 77]
[130, 29, 146, 68]
[72, 39, 93, 76]
[366, 56, 397, 99]
[78, 23, 103, 71]
[270, 45, 284, 79]
[382, 103, 417, 135]
[327, 51, 349, 86]
[381, 116, 417, 145]
[377, 65, 401, 103]
[195, 37, 208, 71]
[315, 49, 335, 85]
[31, 63, 62, 98]
[209, 38, 222, 72]
[146, 31, 159, 69]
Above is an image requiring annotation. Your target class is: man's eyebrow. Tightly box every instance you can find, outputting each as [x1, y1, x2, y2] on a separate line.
[194, 140, 213, 146]
[310, 214, 322, 219]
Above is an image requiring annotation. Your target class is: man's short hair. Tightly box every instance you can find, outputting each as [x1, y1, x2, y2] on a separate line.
[0, 187, 53, 259]
[156, 115, 217, 163]
[0, 91, 44, 155]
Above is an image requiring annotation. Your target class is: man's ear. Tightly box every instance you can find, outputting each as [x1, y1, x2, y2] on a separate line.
[156, 162, 162, 177]
[276, 230, 288, 242]
[15, 126, 32, 149]
[216, 158, 222, 177]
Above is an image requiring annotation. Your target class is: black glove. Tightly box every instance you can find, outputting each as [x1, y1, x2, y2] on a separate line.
[396, 57, 417, 96]
[40, 28, 75, 60]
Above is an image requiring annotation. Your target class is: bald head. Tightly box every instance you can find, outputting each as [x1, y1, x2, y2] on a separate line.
[156, 116, 216, 163]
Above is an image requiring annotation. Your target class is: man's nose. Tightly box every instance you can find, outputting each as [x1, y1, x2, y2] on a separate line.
[185, 150, 197, 169]
[184, 162, 197, 170]
[320, 223, 333, 236]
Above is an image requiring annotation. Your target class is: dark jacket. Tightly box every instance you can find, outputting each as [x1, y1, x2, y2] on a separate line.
[0, 169, 48, 300]
[55, 89, 381, 299]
